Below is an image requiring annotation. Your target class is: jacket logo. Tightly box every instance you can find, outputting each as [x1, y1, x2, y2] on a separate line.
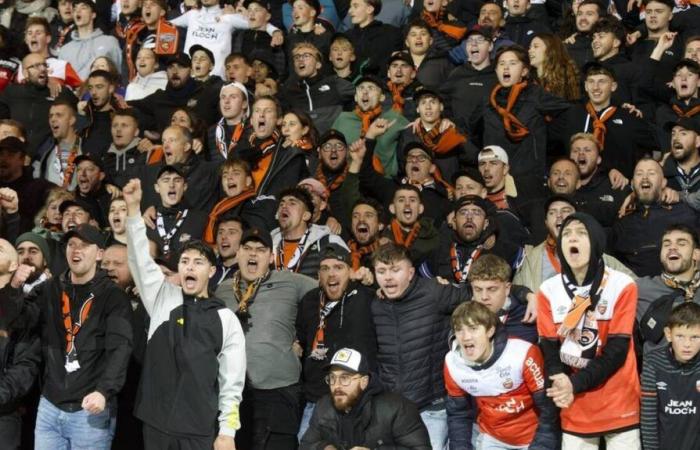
[469, 82, 483, 86]
[177, 318, 184, 326]
[596, 300, 607, 315]
[179, 233, 191, 243]
[502, 378, 514, 389]
[613, 119, 623, 125]
[319, 85, 330, 92]
[656, 381, 667, 390]
[187, 99, 198, 108]
[527, 30, 534, 35]
[598, 195, 613, 202]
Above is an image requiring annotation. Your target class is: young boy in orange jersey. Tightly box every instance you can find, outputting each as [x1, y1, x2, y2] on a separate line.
[537, 212, 640, 449]
[444, 301, 558, 449]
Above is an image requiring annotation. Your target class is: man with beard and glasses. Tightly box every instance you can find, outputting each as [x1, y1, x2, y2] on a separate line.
[371, 243, 472, 449]
[514, 195, 633, 293]
[124, 178, 244, 450]
[422, 195, 522, 283]
[569, 133, 627, 229]
[662, 118, 700, 197]
[300, 348, 430, 448]
[214, 227, 316, 449]
[0, 240, 41, 450]
[15, 232, 51, 294]
[0, 52, 77, 157]
[79, 71, 122, 158]
[637, 224, 700, 357]
[538, 213, 640, 449]
[312, 130, 351, 225]
[295, 244, 377, 438]
[611, 158, 700, 277]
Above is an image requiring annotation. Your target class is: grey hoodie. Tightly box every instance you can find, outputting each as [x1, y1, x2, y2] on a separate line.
[58, 28, 122, 79]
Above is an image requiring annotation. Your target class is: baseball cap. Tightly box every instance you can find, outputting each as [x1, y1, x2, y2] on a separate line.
[355, 74, 384, 90]
[464, 26, 494, 41]
[157, 164, 185, 180]
[544, 194, 577, 214]
[319, 129, 347, 147]
[166, 52, 192, 68]
[243, 0, 272, 10]
[414, 86, 443, 103]
[452, 167, 485, 186]
[664, 117, 700, 134]
[453, 195, 492, 215]
[63, 224, 105, 249]
[388, 51, 414, 67]
[74, 153, 104, 171]
[240, 227, 272, 249]
[325, 348, 369, 374]
[59, 198, 95, 217]
[0, 137, 26, 154]
[320, 243, 350, 265]
[402, 141, 434, 161]
[189, 44, 215, 66]
[478, 145, 509, 164]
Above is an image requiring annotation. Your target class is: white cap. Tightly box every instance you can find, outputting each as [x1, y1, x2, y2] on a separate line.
[220, 82, 250, 117]
[327, 348, 368, 374]
[478, 145, 509, 165]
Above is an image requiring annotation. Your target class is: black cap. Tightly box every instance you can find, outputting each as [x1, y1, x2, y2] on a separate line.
[452, 167, 486, 186]
[240, 227, 272, 249]
[664, 117, 700, 134]
[0, 136, 26, 154]
[72, 0, 96, 11]
[59, 197, 95, 217]
[249, 50, 279, 80]
[157, 164, 185, 180]
[544, 194, 577, 214]
[355, 74, 384, 89]
[166, 52, 191, 68]
[325, 348, 370, 374]
[464, 25, 494, 41]
[402, 141, 434, 161]
[414, 86, 443, 103]
[189, 44, 215, 66]
[319, 129, 347, 147]
[453, 195, 492, 215]
[243, 0, 271, 10]
[388, 51, 414, 67]
[320, 243, 351, 265]
[63, 224, 105, 249]
[74, 153, 104, 171]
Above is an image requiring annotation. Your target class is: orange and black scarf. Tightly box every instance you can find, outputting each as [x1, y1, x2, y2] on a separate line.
[354, 105, 383, 137]
[421, 9, 467, 41]
[585, 102, 617, 149]
[349, 240, 379, 271]
[672, 103, 700, 118]
[249, 129, 280, 155]
[387, 81, 406, 113]
[489, 82, 530, 142]
[416, 124, 467, 155]
[316, 164, 348, 192]
[203, 189, 257, 245]
[293, 137, 314, 152]
[544, 235, 561, 274]
[390, 219, 421, 249]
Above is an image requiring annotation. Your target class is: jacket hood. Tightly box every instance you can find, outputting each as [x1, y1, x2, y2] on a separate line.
[70, 28, 105, 41]
[557, 212, 606, 286]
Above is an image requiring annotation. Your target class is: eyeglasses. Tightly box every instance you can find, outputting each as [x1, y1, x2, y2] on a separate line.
[456, 208, 485, 218]
[26, 62, 48, 71]
[325, 373, 362, 386]
[406, 155, 429, 163]
[293, 53, 316, 61]
[321, 143, 346, 153]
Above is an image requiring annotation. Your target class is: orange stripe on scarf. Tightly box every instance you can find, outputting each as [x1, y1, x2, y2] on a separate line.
[355, 105, 383, 137]
[203, 189, 257, 245]
[672, 104, 700, 118]
[390, 218, 421, 249]
[489, 82, 531, 142]
[585, 102, 617, 149]
[416, 125, 467, 155]
[387, 81, 406, 113]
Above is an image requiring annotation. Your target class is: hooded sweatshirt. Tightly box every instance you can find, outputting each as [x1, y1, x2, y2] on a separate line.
[537, 213, 640, 436]
[58, 28, 122, 79]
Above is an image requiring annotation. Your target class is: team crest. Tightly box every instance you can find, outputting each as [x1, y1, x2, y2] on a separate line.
[596, 300, 607, 315]
[179, 233, 191, 242]
[502, 378, 513, 389]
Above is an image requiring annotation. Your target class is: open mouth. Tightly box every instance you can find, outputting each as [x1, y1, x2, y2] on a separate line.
[246, 258, 259, 271]
[71, 255, 82, 263]
[67, 221, 77, 230]
[639, 180, 653, 192]
[667, 252, 681, 261]
[183, 274, 197, 290]
[167, 190, 178, 202]
[227, 181, 239, 192]
[402, 207, 414, 219]
[112, 217, 122, 227]
[502, 72, 512, 83]
[354, 223, 369, 240]
[568, 245, 580, 256]
[672, 141, 684, 150]
[220, 241, 231, 251]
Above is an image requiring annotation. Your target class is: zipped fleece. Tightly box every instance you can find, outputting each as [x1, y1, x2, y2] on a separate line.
[126, 216, 246, 438]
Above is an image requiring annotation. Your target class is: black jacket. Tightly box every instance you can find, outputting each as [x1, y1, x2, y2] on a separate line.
[0, 82, 77, 156]
[441, 63, 497, 137]
[22, 270, 132, 410]
[663, 156, 700, 195]
[566, 33, 594, 69]
[0, 168, 55, 233]
[300, 381, 431, 450]
[296, 284, 377, 402]
[504, 15, 550, 47]
[242, 140, 310, 199]
[81, 109, 113, 159]
[279, 73, 355, 134]
[102, 139, 148, 189]
[0, 285, 41, 416]
[146, 203, 208, 256]
[573, 171, 628, 228]
[655, 97, 700, 152]
[345, 20, 403, 72]
[597, 54, 641, 107]
[372, 277, 471, 410]
[611, 201, 700, 277]
[415, 49, 455, 90]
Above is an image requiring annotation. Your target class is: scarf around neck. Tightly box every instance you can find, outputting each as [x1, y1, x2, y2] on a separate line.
[489, 82, 530, 142]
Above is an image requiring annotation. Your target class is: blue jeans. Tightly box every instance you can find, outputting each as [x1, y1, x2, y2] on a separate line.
[420, 408, 448, 450]
[476, 431, 529, 450]
[297, 401, 316, 441]
[34, 396, 116, 450]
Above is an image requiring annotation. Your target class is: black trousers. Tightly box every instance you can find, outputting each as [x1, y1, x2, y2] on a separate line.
[236, 384, 302, 450]
[143, 424, 214, 450]
[0, 411, 21, 450]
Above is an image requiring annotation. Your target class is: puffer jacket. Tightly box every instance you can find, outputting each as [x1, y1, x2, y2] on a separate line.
[371, 276, 471, 411]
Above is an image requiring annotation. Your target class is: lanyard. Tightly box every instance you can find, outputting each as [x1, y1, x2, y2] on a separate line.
[450, 243, 482, 283]
[215, 119, 244, 159]
[61, 291, 94, 355]
[275, 228, 311, 272]
[156, 209, 188, 255]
